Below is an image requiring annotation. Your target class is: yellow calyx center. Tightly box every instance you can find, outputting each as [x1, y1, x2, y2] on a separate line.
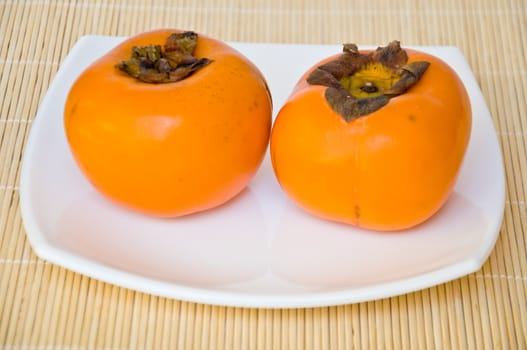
[339, 63, 400, 98]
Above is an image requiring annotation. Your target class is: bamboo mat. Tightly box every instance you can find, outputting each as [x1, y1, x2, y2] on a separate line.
[1, 0, 526, 348]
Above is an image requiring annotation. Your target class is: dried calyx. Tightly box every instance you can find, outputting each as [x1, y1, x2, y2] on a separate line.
[307, 41, 429, 122]
[116, 31, 212, 83]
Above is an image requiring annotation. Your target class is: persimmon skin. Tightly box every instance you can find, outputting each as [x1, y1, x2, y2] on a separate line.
[270, 49, 471, 231]
[64, 29, 272, 217]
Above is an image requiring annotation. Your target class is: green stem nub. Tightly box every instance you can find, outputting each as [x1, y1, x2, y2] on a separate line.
[360, 82, 378, 93]
[116, 32, 212, 84]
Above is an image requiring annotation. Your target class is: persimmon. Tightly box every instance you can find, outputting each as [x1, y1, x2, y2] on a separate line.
[270, 41, 471, 231]
[64, 29, 272, 217]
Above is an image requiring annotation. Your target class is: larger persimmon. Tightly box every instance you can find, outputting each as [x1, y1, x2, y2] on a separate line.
[270, 41, 471, 231]
[64, 29, 272, 217]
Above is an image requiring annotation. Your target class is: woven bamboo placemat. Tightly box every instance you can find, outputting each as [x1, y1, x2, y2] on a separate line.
[1, 0, 526, 348]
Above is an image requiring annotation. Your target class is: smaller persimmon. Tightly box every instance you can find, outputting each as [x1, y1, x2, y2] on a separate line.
[270, 41, 471, 231]
[64, 29, 272, 217]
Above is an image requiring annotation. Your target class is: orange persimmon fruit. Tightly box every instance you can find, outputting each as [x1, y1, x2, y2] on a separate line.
[64, 29, 272, 217]
[270, 41, 471, 231]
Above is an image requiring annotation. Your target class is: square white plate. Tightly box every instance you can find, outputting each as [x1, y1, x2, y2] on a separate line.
[20, 36, 505, 308]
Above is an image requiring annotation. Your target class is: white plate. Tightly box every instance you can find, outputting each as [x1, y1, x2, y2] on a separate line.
[20, 36, 505, 308]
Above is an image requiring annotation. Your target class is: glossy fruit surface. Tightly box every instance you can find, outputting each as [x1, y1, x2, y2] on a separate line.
[270, 42, 471, 231]
[65, 29, 272, 217]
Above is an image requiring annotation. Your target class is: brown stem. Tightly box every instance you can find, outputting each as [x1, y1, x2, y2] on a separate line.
[307, 41, 430, 122]
[116, 32, 212, 84]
